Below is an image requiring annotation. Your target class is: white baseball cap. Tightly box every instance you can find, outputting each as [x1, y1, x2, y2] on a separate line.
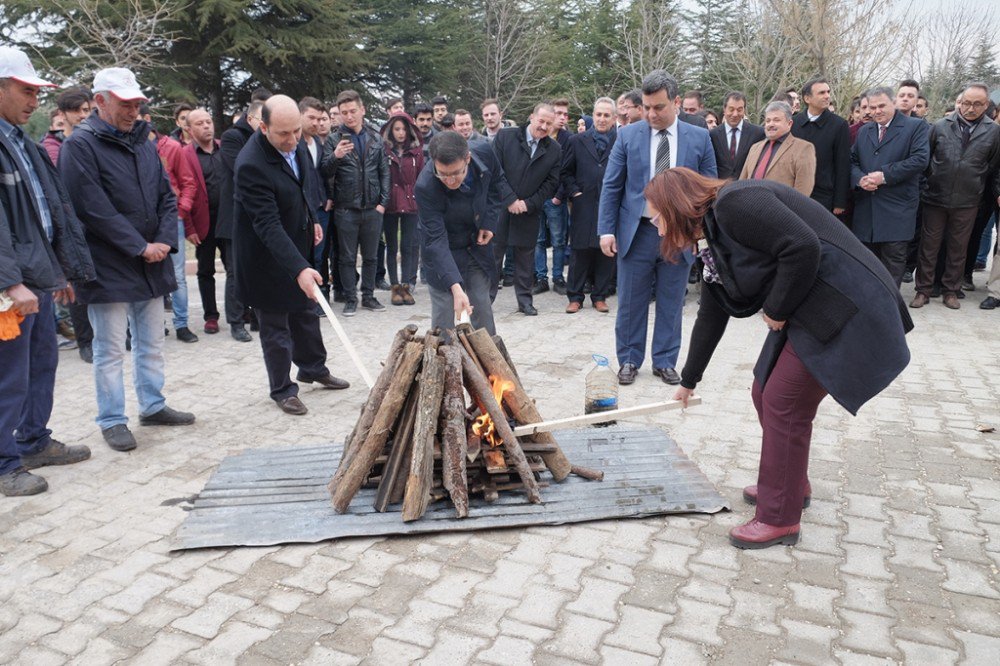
[92, 67, 147, 101]
[0, 47, 56, 87]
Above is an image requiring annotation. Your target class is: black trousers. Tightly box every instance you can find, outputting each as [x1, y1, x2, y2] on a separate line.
[863, 241, 909, 287]
[217, 239, 244, 325]
[568, 248, 616, 302]
[196, 225, 228, 322]
[384, 212, 419, 286]
[491, 242, 534, 309]
[69, 301, 93, 346]
[255, 308, 329, 401]
[336, 208, 381, 301]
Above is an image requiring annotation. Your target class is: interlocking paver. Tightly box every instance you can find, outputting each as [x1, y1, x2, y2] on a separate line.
[0, 270, 994, 663]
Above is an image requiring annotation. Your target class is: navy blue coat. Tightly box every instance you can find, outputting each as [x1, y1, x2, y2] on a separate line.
[416, 141, 512, 292]
[562, 128, 616, 249]
[59, 113, 178, 304]
[850, 112, 929, 242]
[232, 132, 318, 312]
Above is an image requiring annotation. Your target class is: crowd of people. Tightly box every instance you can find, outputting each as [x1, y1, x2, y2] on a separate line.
[1, 42, 999, 499]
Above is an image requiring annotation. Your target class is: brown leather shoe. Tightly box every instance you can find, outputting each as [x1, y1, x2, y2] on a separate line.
[743, 482, 811, 508]
[402, 284, 415, 305]
[297, 372, 350, 390]
[943, 293, 961, 309]
[593, 300, 609, 313]
[390, 284, 404, 306]
[276, 396, 308, 415]
[565, 301, 582, 314]
[729, 518, 800, 549]
[909, 293, 929, 308]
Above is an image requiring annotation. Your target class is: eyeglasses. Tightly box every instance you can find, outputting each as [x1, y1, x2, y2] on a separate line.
[434, 163, 468, 183]
[960, 101, 987, 109]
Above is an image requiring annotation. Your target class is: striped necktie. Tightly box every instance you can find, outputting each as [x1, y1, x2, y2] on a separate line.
[654, 129, 671, 175]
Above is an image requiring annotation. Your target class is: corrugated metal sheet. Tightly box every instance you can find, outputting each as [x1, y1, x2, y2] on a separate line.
[171, 426, 729, 551]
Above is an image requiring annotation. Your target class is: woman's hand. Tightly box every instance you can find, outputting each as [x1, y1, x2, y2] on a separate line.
[673, 386, 695, 408]
[762, 313, 785, 331]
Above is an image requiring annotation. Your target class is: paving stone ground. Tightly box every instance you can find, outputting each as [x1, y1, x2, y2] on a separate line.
[1, 259, 998, 665]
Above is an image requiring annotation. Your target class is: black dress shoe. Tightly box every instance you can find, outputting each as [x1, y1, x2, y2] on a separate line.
[901, 270, 914, 283]
[175, 327, 199, 343]
[231, 325, 252, 342]
[552, 280, 568, 295]
[618, 363, 638, 385]
[276, 396, 308, 415]
[102, 424, 137, 452]
[502, 276, 514, 287]
[981, 296, 1000, 310]
[78, 343, 93, 364]
[532, 280, 550, 295]
[652, 367, 681, 385]
[140, 406, 196, 426]
[519, 304, 538, 316]
[297, 372, 350, 390]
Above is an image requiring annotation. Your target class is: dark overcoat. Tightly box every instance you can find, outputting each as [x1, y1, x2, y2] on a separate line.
[699, 180, 912, 415]
[216, 114, 254, 240]
[850, 112, 930, 243]
[232, 131, 318, 312]
[59, 114, 178, 304]
[562, 129, 616, 249]
[710, 121, 765, 180]
[791, 109, 851, 210]
[492, 126, 561, 248]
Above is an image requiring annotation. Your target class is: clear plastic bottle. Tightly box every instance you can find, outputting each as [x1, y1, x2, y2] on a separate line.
[585, 355, 619, 422]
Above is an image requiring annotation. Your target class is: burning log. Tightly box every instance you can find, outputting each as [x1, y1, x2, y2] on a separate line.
[465, 328, 573, 482]
[457, 344, 542, 504]
[439, 345, 469, 518]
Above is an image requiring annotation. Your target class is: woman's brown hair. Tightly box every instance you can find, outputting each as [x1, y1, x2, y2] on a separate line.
[643, 167, 728, 262]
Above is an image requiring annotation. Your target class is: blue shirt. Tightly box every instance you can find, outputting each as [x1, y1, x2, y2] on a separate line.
[525, 126, 538, 157]
[0, 118, 53, 240]
[342, 124, 367, 158]
[281, 150, 300, 180]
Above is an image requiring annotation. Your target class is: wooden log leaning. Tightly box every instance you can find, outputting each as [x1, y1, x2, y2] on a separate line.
[492, 335, 520, 382]
[372, 388, 419, 512]
[457, 344, 542, 504]
[466, 328, 573, 482]
[401, 341, 447, 522]
[331, 341, 424, 512]
[438, 345, 469, 518]
[338, 324, 419, 466]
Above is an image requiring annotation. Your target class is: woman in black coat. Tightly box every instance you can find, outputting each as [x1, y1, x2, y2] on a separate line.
[649, 169, 912, 549]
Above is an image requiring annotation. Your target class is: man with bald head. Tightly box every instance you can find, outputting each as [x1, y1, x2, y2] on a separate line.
[233, 95, 349, 415]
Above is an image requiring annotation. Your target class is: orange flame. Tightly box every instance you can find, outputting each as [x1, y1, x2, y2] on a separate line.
[472, 374, 515, 447]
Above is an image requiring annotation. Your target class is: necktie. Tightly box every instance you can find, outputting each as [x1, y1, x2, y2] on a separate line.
[961, 122, 972, 150]
[528, 139, 537, 158]
[729, 127, 738, 161]
[753, 141, 775, 179]
[878, 125, 886, 142]
[654, 129, 671, 175]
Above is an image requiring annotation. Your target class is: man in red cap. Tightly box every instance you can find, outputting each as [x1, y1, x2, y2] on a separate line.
[0, 47, 95, 495]
[60, 67, 196, 453]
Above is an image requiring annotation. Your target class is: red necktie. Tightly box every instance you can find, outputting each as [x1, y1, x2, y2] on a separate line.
[753, 141, 775, 179]
[878, 125, 886, 142]
[729, 128, 738, 160]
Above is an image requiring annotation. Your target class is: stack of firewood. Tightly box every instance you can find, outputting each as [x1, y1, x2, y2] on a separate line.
[327, 324, 601, 521]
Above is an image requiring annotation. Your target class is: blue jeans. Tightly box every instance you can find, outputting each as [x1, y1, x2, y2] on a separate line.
[88, 298, 167, 429]
[977, 212, 997, 265]
[171, 218, 189, 329]
[0, 292, 57, 475]
[535, 200, 568, 281]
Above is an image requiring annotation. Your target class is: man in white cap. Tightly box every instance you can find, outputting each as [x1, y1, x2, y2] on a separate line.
[59, 67, 195, 453]
[0, 47, 95, 496]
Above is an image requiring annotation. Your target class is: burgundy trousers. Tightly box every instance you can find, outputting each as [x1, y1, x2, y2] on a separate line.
[751, 341, 828, 526]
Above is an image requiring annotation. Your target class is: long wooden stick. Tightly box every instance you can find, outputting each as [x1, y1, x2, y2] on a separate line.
[314, 284, 375, 388]
[457, 345, 541, 504]
[510, 397, 702, 437]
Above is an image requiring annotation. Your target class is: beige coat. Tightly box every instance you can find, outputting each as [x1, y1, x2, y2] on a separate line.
[739, 134, 817, 197]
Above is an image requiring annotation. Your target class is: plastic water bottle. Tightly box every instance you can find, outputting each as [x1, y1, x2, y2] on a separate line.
[585, 355, 619, 424]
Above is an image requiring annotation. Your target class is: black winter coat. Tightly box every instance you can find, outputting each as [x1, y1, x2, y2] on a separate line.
[562, 129, 616, 249]
[59, 114, 178, 304]
[492, 126, 561, 248]
[681, 180, 912, 415]
[0, 130, 94, 292]
[217, 114, 255, 240]
[233, 132, 318, 312]
[922, 114, 1000, 209]
[791, 109, 851, 210]
[710, 122, 765, 180]
[321, 123, 390, 210]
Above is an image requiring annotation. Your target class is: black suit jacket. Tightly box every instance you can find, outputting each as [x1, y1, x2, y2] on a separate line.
[710, 121, 765, 180]
[791, 109, 851, 210]
[233, 132, 318, 311]
[562, 129, 616, 249]
[492, 126, 561, 247]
